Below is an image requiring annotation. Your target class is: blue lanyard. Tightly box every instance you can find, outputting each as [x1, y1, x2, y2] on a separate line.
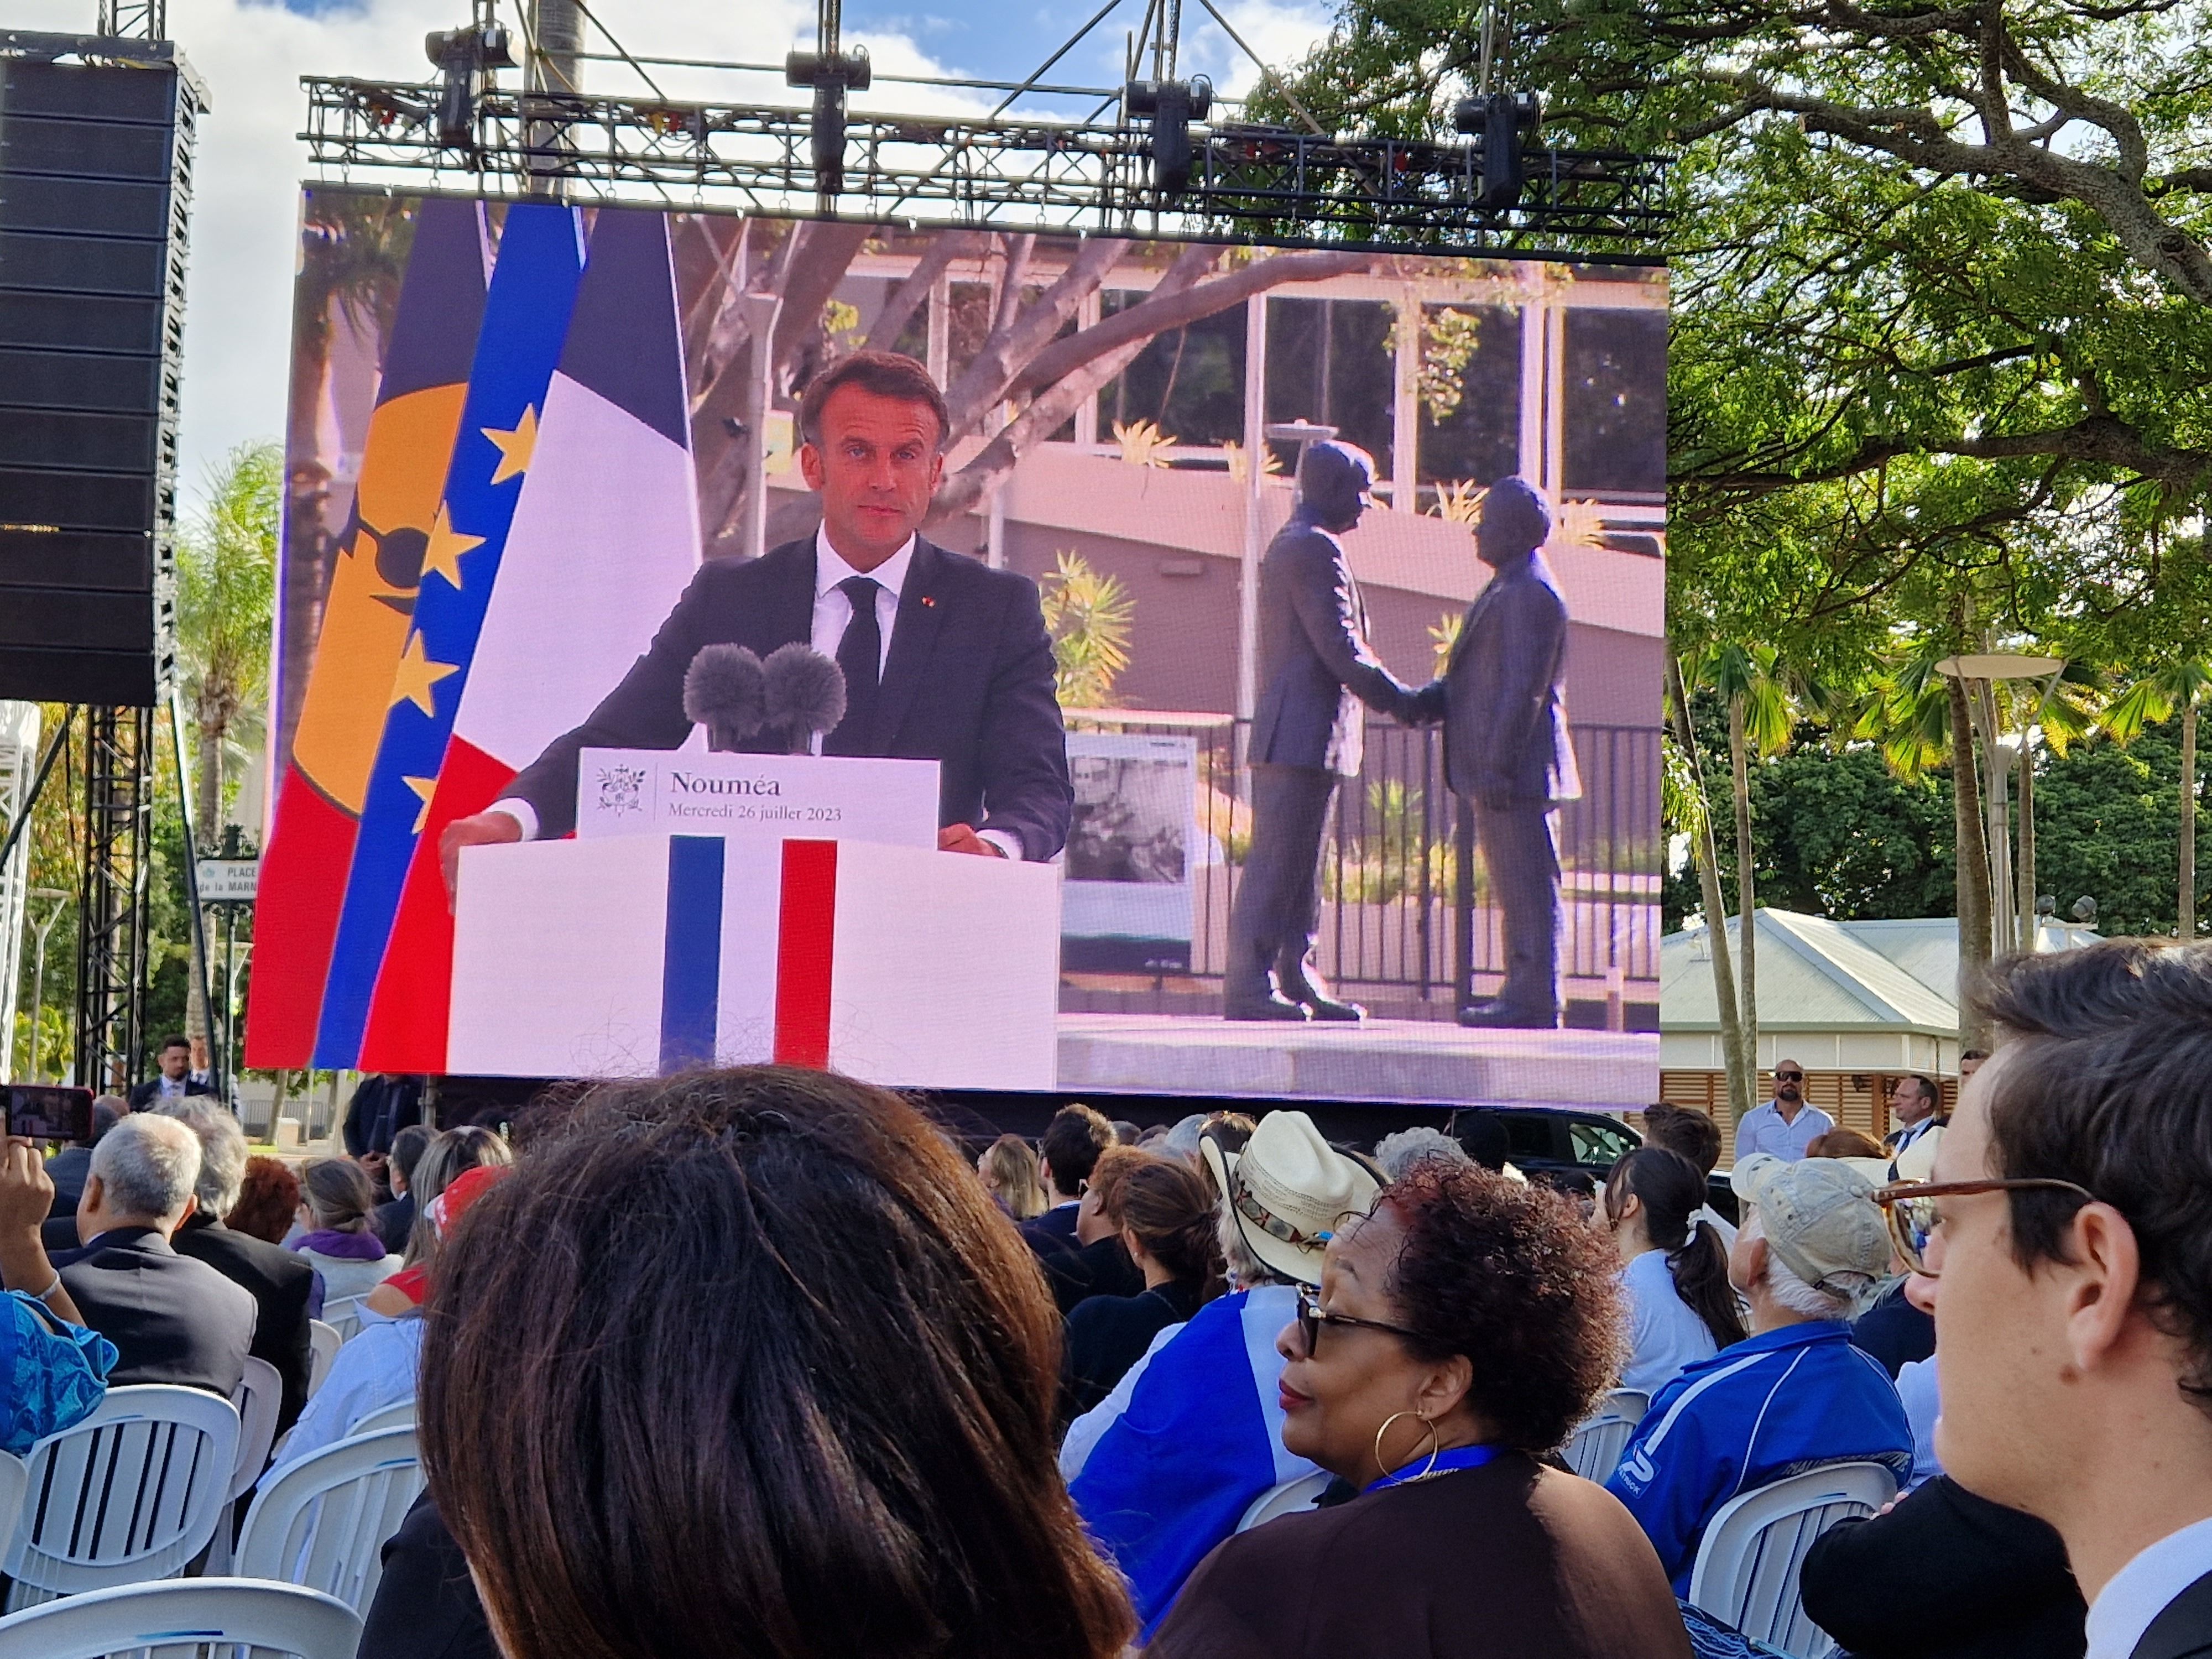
[1364, 1443, 1502, 1494]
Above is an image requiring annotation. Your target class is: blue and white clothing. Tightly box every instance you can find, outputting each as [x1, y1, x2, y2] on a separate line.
[1619, 1248, 1719, 1396]
[1606, 1319, 1912, 1593]
[263, 1316, 422, 1486]
[1732, 1100, 1834, 1163]
[1895, 1354, 1941, 1491]
[1066, 1284, 1316, 1639]
[0, 1291, 114, 1455]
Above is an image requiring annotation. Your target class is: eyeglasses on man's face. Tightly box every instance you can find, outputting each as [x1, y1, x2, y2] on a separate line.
[1293, 1286, 1423, 1357]
[1774, 1070, 1804, 1083]
[1871, 1178, 2096, 1277]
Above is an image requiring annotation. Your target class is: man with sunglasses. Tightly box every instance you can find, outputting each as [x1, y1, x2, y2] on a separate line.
[1732, 1060, 1835, 1164]
[1893, 940, 2212, 1659]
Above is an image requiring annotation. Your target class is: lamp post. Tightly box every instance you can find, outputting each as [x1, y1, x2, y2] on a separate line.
[1936, 652, 2065, 957]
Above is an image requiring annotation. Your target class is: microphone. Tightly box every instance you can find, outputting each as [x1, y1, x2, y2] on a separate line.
[761, 643, 847, 755]
[682, 644, 765, 752]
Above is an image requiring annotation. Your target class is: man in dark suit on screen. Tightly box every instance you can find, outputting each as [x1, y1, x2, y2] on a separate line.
[439, 350, 1072, 886]
[1225, 440, 1426, 1022]
[1415, 476, 1579, 1029]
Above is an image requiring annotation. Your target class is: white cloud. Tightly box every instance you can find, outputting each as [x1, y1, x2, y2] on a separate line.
[12, 0, 978, 503]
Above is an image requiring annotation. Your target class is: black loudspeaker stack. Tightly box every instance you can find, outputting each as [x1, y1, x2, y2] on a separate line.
[0, 34, 202, 707]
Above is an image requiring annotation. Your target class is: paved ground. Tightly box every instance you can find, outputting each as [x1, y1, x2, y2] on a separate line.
[1056, 1014, 1658, 1107]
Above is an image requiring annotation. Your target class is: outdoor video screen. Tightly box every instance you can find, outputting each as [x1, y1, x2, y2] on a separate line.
[248, 191, 1663, 1107]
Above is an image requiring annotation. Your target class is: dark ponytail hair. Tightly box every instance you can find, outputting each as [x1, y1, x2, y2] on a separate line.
[1604, 1147, 1745, 1350]
[1116, 1157, 1227, 1304]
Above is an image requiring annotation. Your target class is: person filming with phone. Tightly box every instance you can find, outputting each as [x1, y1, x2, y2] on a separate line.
[0, 1136, 117, 1452]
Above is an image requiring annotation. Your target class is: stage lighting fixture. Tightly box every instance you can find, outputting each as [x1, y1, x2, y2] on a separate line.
[1453, 90, 1542, 209]
[424, 14, 514, 150]
[1125, 76, 1214, 197]
[786, 48, 871, 195]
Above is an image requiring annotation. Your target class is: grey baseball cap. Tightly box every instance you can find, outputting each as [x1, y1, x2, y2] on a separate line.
[1731, 1153, 1892, 1298]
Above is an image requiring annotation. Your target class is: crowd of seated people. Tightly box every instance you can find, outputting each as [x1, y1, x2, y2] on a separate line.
[18, 939, 2212, 1659]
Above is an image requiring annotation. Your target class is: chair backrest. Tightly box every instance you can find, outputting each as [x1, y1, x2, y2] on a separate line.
[0, 1458, 24, 1550]
[349, 1399, 416, 1436]
[1562, 1388, 1650, 1483]
[306, 1322, 341, 1397]
[236, 1426, 424, 1615]
[228, 1358, 284, 1505]
[2, 1385, 242, 1609]
[1687, 1460, 1898, 1658]
[0, 1575, 362, 1659]
[320, 1298, 363, 1345]
[1235, 1469, 1333, 1533]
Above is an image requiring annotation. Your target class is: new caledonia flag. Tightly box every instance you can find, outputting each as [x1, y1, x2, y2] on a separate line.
[312, 204, 587, 1067]
[246, 197, 488, 1068]
[357, 208, 701, 1072]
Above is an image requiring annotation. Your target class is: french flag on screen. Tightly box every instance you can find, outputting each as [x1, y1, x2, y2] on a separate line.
[353, 207, 703, 1073]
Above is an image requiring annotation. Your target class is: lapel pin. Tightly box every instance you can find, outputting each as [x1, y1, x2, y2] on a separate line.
[921, 595, 936, 607]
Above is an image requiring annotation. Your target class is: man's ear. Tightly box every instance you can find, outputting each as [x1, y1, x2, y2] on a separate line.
[77, 1173, 101, 1215]
[2065, 1202, 2145, 1373]
[175, 1193, 197, 1228]
[797, 440, 825, 492]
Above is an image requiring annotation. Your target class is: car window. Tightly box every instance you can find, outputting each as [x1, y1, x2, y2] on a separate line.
[1501, 1114, 1556, 1158]
[1569, 1118, 1639, 1168]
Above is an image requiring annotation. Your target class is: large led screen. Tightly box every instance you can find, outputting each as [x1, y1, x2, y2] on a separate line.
[248, 191, 1663, 1107]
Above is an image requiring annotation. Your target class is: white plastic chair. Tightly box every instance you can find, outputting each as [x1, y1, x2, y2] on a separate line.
[305, 1322, 341, 1398]
[349, 1399, 415, 1436]
[320, 1298, 364, 1345]
[1687, 1460, 1898, 1658]
[202, 1358, 286, 1576]
[0, 1457, 25, 1547]
[1562, 1388, 1648, 1483]
[2, 1385, 242, 1610]
[0, 1576, 361, 1659]
[1235, 1469, 1333, 1532]
[236, 1426, 424, 1615]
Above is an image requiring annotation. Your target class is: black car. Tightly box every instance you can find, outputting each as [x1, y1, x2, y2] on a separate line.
[1452, 1105, 1740, 1224]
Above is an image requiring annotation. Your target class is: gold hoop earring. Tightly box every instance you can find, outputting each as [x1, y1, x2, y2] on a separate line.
[1373, 1408, 1439, 1482]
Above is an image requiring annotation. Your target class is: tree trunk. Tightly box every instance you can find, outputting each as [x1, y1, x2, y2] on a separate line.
[1670, 655, 1754, 1130]
[1949, 666, 1992, 1045]
[2017, 732, 2036, 951]
[1729, 696, 1758, 1073]
[2182, 695, 2199, 942]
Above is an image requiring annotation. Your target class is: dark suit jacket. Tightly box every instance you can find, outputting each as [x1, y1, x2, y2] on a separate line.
[1249, 515, 1418, 779]
[169, 1211, 316, 1433]
[372, 1192, 418, 1256]
[359, 1494, 498, 1659]
[504, 536, 1074, 860]
[126, 1076, 216, 1113]
[1419, 551, 1579, 806]
[2137, 1571, 2212, 1659]
[1799, 1475, 2085, 1659]
[55, 1225, 258, 1399]
[44, 1146, 93, 1218]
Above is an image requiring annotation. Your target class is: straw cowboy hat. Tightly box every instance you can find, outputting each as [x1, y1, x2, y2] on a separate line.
[1201, 1110, 1381, 1286]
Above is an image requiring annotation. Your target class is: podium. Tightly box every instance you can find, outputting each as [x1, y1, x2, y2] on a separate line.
[447, 832, 1062, 1087]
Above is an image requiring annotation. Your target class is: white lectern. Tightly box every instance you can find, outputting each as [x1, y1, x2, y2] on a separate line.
[447, 833, 1062, 1088]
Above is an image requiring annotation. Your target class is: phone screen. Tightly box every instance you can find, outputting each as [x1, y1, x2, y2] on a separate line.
[4, 1087, 95, 1144]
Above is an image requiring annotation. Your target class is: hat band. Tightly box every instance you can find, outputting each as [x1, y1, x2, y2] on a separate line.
[1235, 1181, 1327, 1251]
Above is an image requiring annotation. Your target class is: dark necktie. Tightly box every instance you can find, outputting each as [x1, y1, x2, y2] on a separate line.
[824, 575, 881, 755]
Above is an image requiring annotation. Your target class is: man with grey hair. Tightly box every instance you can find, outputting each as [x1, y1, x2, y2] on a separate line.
[160, 1100, 315, 1430]
[56, 1113, 257, 1399]
[1373, 1125, 1473, 1182]
[1605, 1152, 1913, 1592]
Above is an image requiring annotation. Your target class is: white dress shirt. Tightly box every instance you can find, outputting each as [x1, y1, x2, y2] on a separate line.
[495, 525, 1019, 858]
[2086, 1514, 2212, 1659]
[1733, 1099, 1835, 1162]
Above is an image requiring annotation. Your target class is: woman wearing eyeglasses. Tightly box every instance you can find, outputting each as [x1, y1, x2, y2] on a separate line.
[1147, 1160, 1691, 1659]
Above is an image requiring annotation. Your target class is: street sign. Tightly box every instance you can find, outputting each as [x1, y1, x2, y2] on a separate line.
[196, 858, 259, 903]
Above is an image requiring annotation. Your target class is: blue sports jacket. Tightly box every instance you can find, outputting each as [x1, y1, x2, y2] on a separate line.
[1605, 1319, 1913, 1594]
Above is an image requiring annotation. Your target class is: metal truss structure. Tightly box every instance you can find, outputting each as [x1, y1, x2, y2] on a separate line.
[302, 77, 1669, 257]
[76, 706, 153, 1093]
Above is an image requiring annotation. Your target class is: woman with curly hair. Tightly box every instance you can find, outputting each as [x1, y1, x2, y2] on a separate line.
[1149, 1161, 1689, 1659]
